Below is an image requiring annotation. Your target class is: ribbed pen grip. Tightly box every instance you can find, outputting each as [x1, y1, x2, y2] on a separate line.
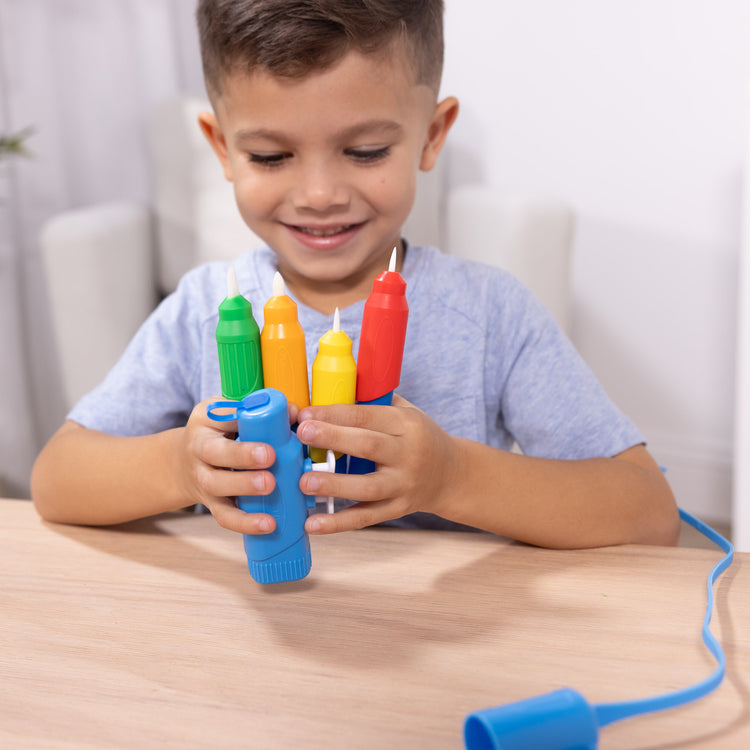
[218, 340, 263, 400]
[248, 540, 312, 584]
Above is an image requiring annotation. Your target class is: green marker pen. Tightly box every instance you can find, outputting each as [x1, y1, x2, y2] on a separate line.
[216, 267, 263, 400]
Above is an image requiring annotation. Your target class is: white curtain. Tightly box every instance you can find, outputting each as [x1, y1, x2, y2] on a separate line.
[0, 0, 204, 497]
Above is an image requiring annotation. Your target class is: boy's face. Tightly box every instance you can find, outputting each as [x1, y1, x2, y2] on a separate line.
[199, 46, 457, 311]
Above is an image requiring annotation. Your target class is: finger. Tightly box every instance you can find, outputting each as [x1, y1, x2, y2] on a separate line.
[198, 461, 275, 499]
[296, 418, 395, 467]
[297, 402, 405, 435]
[206, 496, 276, 535]
[299, 465, 394, 503]
[200, 433, 275, 471]
[305, 501, 398, 535]
[287, 400, 300, 425]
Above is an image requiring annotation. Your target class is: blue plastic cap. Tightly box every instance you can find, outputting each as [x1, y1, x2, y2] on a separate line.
[242, 390, 272, 410]
[464, 689, 598, 750]
[236, 388, 289, 446]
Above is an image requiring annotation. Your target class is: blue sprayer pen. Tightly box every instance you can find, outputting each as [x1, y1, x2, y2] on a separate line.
[207, 388, 334, 584]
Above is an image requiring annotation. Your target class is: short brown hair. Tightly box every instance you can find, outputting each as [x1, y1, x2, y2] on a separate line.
[196, 0, 444, 98]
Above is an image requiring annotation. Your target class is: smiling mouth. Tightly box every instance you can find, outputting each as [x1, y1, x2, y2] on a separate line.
[292, 223, 361, 237]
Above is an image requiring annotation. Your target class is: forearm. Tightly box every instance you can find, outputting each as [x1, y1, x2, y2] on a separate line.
[31, 421, 189, 526]
[440, 439, 680, 548]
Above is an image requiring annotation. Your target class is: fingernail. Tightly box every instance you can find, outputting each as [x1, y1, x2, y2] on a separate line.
[259, 517, 272, 533]
[297, 422, 316, 442]
[304, 473, 321, 492]
[307, 517, 321, 532]
[253, 445, 269, 464]
[253, 472, 269, 492]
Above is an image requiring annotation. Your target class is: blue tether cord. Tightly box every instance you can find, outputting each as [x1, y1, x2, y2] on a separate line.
[463, 508, 735, 749]
[594, 508, 735, 727]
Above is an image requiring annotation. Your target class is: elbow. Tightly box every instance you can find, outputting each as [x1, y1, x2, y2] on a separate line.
[30, 421, 85, 525]
[616, 446, 681, 547]
[651, 501, 682, 547]
[30, 452, 59, 523]
[641, 482, 681, 547]
[30, 441, 74, 525]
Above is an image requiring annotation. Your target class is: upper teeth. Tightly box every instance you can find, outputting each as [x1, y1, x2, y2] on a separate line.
[303, 225, 350, 237]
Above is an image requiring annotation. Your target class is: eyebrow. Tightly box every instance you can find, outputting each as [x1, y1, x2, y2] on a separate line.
[234, 119, 404, 147]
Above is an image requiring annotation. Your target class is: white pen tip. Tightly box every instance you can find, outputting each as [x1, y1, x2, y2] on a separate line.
[227, 266, 240, 298]
[272, 271, 285, 297]
[333, 307, 340, 332]
[389, 246, 397, 272]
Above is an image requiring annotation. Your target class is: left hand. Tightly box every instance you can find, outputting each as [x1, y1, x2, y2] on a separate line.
[295, 395, 460, 534]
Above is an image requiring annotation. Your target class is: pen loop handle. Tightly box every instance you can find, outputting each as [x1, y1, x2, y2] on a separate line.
[206, 401, 240, 422]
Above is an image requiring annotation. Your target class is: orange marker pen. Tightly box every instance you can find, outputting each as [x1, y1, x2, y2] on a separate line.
[261, 272, 310, 410]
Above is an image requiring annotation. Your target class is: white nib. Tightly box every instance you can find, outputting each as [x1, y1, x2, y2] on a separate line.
[227, 266, 240, 298]
[333, 307, 340, 333]
[310, 450, 337, 514]
[389, 246, 397, 272]
[272, 270, 285, 297]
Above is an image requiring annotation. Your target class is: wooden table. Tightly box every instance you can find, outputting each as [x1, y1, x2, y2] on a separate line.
[2, 498, 749, 749]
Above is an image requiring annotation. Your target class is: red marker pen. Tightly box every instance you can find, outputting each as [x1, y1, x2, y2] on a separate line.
[350, 247, 408, 474]
[355, 247, 409, 405]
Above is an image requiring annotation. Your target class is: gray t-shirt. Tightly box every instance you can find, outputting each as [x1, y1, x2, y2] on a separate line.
[69, 244, 643, 529]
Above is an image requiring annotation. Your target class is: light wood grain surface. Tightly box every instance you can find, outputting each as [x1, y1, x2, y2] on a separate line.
[2, 498, 748, 749]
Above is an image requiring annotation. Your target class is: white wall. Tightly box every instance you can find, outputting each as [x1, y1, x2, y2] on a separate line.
[442, 1, 750, 522]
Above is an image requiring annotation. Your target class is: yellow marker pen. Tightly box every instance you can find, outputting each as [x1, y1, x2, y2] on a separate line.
[310, 307, 356, 462]
[261, 272, 310, 409]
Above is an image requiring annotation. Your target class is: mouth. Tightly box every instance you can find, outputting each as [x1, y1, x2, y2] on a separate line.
[284, 221, 366, 251]
[291, 223, 361, 237]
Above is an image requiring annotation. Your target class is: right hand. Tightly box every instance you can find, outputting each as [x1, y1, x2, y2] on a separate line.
[178, 397, 277, 535]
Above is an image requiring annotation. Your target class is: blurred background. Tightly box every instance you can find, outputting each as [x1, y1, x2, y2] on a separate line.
[1, 1, 749, 533]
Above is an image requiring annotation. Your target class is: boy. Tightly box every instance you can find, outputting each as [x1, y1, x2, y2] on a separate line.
[31, 0, 679, 548]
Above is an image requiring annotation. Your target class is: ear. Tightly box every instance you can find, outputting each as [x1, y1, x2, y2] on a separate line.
[419, 96, 459, 172]
[197, 111, 233, 181]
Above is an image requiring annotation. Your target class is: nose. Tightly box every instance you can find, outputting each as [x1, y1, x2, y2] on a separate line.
[292, 161, 350, 213]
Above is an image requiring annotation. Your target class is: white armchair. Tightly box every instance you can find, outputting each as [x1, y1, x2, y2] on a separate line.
[40, 96, 575, 412]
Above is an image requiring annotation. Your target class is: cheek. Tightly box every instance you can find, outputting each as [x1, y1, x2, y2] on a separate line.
[366, 166, 417, 219]
[231, 172, 276, 223]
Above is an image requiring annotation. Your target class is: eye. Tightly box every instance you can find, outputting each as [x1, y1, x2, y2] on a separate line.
[346, 146, 391, 164]
[248, 152, 290, 167]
